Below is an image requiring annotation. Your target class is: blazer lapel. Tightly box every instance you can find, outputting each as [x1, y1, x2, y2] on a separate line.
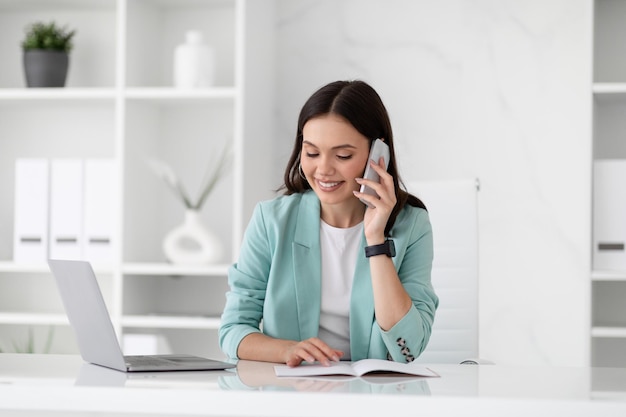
[350, 234, 375, 360]
[292, 192, 322, 340]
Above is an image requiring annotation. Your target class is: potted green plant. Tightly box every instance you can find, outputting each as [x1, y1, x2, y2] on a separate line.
[21, 21, 76, 88]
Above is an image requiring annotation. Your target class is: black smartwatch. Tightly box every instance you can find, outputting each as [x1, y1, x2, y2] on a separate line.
[365, 239, 396, 258]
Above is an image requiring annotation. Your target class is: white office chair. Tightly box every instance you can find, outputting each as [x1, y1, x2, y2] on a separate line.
[406, 179, 486, 364]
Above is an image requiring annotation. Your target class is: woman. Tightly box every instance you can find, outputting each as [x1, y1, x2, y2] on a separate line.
[219, 80, 438, 366]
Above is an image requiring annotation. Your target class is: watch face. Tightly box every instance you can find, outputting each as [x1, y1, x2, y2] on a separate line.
[388, 240, 396, 257]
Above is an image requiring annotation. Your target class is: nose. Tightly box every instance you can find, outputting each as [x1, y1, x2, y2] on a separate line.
[316, 154, 335, 176]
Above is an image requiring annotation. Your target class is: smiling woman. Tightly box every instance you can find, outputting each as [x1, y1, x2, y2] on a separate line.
[219, 80, 438, 367]
[300, 113, 370, 227]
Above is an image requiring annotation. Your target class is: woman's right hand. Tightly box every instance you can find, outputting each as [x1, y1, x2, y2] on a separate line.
[283, 337, 344, 367]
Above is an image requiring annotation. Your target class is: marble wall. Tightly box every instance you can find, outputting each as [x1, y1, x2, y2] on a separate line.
[272, 0, 592, 366]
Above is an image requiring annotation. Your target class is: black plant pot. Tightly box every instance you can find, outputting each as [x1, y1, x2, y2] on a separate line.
[23, 50, 69, 88]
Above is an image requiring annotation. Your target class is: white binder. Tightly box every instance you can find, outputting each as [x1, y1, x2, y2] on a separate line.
[593, 160, 626, 271]
[49, 159, 84, 260]
[13, 159, 50, 263]
[83, 159, 116, 263]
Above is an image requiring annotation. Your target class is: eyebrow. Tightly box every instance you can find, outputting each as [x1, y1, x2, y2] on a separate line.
[302, 140, 358, 150]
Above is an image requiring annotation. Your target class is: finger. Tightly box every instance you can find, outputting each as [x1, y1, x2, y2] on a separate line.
[285, 342, 313, 366]
[354, 177, 383, 196]
[356, 176, 396, 211]
[293, 378, 343, 393]
[368, 160, 394, 190]
[302, 338, 343, 364]
[305, 339, 340, 365]
[286, 355, 305, 367]
[368, 158, 388, 175]
[313, 380, 343, 392]
[293, 379, 318, 391]
[286, 341, 343, 367]
[286, 342, 327, 366]
[353, 190, 378, 209]
[354, 181, 390, 207]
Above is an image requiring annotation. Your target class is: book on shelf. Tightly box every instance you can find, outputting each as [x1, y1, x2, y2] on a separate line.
[274, 359, 439, 378]
[49, 159, 84, 260]
[83, 159, 116, 263]
[14, 158, 49, 263]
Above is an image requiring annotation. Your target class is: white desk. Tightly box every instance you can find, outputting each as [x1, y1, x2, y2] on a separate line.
[1, 354, 625, 417]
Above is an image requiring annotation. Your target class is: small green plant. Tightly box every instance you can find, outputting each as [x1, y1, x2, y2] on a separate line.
[21, 21, 76, 52]
[147, 144, 232, 210]
[0, 327, 54, 354]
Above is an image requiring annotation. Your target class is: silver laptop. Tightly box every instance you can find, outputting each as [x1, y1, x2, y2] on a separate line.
[48, 259, 235, 373]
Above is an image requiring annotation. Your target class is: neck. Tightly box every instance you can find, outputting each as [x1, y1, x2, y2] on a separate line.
[320, 200, 365, 228]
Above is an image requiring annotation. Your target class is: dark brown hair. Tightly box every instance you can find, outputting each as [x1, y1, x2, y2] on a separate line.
[281, 80, 425, 236]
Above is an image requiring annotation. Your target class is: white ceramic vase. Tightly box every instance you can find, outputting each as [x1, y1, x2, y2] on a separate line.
[173, 30, 215, 88]
[163, 209, 222, 265]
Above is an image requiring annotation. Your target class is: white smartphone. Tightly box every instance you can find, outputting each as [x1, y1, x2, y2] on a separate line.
[359, 138, 390, 207]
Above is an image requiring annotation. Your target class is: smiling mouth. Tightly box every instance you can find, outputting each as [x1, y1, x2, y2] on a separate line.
[317, 180, 342, 190]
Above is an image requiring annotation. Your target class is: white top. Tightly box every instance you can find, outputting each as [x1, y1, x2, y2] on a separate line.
[318, 220, 362, 359]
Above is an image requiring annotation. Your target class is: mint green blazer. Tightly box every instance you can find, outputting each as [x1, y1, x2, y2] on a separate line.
[219, 191, 438, 362]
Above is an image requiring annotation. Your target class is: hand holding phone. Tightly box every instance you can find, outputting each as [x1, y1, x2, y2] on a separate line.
[359, 138, 390, 207]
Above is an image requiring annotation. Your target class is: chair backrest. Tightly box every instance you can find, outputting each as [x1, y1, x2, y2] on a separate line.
[406, 179, 479, 364]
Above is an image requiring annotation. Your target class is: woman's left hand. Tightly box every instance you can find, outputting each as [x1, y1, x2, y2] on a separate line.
[354, 157, 396, 243]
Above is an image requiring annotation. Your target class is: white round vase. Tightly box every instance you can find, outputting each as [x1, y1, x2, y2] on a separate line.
[163, 209, 222, 265]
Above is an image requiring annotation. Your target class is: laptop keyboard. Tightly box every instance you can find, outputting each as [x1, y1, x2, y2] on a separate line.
[125, 355, 182, 367]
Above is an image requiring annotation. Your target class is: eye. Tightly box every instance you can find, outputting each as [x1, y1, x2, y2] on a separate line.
[337, 155, 352, 160]
[305, 152, 319, 158]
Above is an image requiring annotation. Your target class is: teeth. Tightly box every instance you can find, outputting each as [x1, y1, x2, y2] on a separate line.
[319, 181, 340, 188]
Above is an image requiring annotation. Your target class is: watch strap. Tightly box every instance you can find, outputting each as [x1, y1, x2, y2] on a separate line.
[364, 239, 396, 258]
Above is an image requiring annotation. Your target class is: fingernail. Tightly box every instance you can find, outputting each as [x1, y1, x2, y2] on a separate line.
[355, 178, 363, 183]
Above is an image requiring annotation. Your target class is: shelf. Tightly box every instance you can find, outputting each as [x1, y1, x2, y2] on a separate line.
[592, 0, 626, 369]
[592, 270, 626, 281]
[0, 88, 236, 102]
[0, 0, 115, 9]
[0, 0, 272, 360]
[593, 82, 626, 94]
[591, 391, 626, 401]
[0, 88, 116, 101]
[122, 262, 229, 276]
[0, 262, 52, 274]
[125, 87, 236, 102]
[591, 327, 626, 338]
[0, 312, 222, 330]
[121, 315, 220, 329]
[0, 313, 68, 326]
[0, 261, 114, 275]
[0, 261, 230, 276]
[131, 0, 234, 7]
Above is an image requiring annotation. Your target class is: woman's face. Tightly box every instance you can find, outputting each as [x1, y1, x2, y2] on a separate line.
[301, 113, 370, 209]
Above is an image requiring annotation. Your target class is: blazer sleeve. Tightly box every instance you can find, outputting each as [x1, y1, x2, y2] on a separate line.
[219, 203, 271, 359]
[379, 208, 438, 362]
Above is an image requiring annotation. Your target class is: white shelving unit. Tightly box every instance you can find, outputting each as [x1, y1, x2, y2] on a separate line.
[591, 0, 626, 368]
[0, 0, 275, 359]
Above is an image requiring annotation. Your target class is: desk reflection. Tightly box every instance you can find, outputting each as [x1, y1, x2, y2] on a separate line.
[75, 362, 235, 389]
[220, 360, 432, 395]
[75, 360, 431, 395]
